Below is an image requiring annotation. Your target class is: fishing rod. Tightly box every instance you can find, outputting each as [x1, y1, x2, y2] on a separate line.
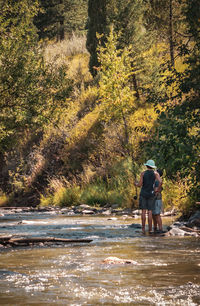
[131, 157, 138, 201]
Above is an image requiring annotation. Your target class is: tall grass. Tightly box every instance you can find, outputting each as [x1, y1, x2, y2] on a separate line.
[44, 33, 88, 65]
[40, 158, 137, 208]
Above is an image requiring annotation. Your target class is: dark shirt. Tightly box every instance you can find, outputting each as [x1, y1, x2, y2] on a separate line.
[140, 170, 156, 198]
[155, 180, 162, 200]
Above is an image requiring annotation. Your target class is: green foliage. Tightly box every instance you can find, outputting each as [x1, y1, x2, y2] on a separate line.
[97, 28, 143, 160]
[80, 182, 108, 206]
[80, 158, 136, 207]
[162, 174, 193, 214]
[0, 0, 72, 151]
[41, 186, 81, 207]
[0, 0, 199, 217]
[98, 28, 136, 122]
[35, 0, 88, 41]
[145, 0, 200, 208]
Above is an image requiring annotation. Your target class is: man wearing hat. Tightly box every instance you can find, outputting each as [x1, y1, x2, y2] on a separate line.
[135, 160, 162, 234]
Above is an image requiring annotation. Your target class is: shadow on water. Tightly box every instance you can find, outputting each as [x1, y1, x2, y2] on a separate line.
[0, 212, 200, 305]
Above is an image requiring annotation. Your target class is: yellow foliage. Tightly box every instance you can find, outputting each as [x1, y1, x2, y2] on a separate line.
[0, 193, 9, 206]
[162, 174, 192, 213]
[66, 54, 92, 83]
[129, 104, 161, 159]
[66, 107, 100, 147]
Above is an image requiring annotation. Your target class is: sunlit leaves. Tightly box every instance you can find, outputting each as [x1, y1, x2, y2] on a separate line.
[97, 28, 137, 123]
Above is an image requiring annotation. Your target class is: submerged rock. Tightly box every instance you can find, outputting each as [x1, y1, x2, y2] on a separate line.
[129, 223, 142, 229]
[103, 256, 137, 265]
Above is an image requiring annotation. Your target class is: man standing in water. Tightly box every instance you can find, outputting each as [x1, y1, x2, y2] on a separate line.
[135, 160, 162, 234]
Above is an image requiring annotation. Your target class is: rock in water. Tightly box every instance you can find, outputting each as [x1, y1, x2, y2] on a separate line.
[103, 256, 137, 265]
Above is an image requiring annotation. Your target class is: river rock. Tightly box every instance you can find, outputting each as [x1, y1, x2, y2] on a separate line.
[186, 210, 200, 228]
[129, 223, 142, 229]
[82, 209, 95, 215]
[165, 227, 198, 237]
[78, 204, 91, 209]
[111, 204, 120, 209]
[103, 256, 137, 265]
[132, 210, 141, 216]
[102, 209, 111, 216]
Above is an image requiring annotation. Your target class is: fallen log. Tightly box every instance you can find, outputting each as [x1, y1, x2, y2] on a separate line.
[0, 236, 92, 247]
[180, 226, 200, 233]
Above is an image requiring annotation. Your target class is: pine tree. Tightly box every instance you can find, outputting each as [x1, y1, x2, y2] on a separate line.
[86, 0, 107, 76]
[34, 0, 65, 41]
[35, 0, 88, 41]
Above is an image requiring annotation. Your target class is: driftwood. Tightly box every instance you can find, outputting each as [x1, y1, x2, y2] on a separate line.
[0, 236, 92, 247]
[180, 226, 200, 233]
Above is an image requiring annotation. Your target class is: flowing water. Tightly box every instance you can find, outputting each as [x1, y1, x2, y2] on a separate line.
[0, 211, 199, 305]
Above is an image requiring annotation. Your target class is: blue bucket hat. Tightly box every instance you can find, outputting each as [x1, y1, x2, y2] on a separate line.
[144, 159, 156, 169]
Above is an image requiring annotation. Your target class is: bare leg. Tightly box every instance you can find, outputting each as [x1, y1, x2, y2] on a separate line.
[157, 215, 163, 231]
[141, 210, 146, 233]
[153, 214, 157, 231]
[148, 210, 152, 232]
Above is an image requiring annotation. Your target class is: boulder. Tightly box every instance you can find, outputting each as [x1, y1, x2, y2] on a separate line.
[102, 209, 111, 216]
[103, 256, 137, 265]
[186, 210, 200, 228]
[82, 209, 95, 215]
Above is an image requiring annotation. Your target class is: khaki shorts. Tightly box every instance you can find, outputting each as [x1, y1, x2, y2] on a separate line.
[139, 195, 155, 211]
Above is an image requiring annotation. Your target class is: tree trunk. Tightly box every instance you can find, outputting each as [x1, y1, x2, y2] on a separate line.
[169, 0, 175, 67]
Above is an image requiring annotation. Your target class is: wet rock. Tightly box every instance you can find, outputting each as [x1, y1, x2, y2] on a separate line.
[78, 204, 91, 209]
[111, 204, 120, 209]
[121, 208, 132, 215]
[129, 223, 142, 229]
[66, 211, 76, 216]
[132, 210, 141, 216]
[112, 209, 123, 215]
[102, 209, 111, 216]
[103, 256, 137, 265]
[186, 210, 200, 228]
[60, 208, 69, 212]
[165, 227, 198, 237]
[82, 210, 95, 215]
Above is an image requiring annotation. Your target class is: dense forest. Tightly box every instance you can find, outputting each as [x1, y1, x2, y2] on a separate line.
[0, 0, 199, 215]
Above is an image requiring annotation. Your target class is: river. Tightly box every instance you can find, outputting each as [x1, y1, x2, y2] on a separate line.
[0, 211, 199, 305]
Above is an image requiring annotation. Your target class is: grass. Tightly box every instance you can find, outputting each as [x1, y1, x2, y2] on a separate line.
[44, 34, 88, 66]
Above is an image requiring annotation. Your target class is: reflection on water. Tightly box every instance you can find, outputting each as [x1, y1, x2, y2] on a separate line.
[0, 212, 200, 305]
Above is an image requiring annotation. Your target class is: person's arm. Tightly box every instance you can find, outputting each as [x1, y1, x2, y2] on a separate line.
[154, 171, 162, 192]
[135, 172, 144, 187]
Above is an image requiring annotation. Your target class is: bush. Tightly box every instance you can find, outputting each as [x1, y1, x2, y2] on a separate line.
[162, 174, 193, 213]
